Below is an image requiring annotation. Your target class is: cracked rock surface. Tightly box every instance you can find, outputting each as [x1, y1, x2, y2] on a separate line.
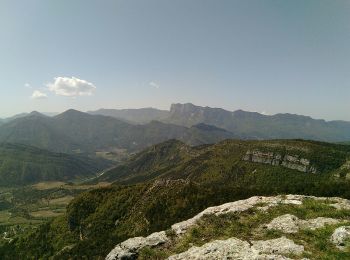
[168, 236, 303, 260]
[265, 214, 340, 233]
[105, 195, 350, 260]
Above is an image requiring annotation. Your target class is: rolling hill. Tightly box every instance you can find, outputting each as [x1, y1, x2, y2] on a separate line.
[5, 139, 350, 258]
[0, 143, 110, 186]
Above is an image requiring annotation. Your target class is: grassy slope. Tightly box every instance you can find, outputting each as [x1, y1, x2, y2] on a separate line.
[2, 139, 350, 258]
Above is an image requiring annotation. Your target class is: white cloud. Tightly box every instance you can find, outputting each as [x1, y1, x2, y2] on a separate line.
[31, 90, 47, 99]
[24, 83, 32, 88]
[149, 81, 160, 89]
[47, 76, 96, 96]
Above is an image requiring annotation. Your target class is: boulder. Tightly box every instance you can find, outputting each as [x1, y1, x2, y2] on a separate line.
[330, 226, 350, 250]
[265, 214, 340, 233]
[265, 214, 299, 233]
[299, 217, 340, 230]
[252, 236, 304, 256]
[106, 231, 168, 260]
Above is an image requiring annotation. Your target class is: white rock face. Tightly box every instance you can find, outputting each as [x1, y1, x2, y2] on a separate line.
[168, 236, 303, 260]
[330, 226, 350, 250]
[243, 150, 316, 173]
[265, 214, 300, 233]
[252, 236, 304, 256]
[265, 214, 340, 233]
[330, 200, 350, 211]
[168, 238, 255, 260]
[299, 217, 340, 230]
[105, 231, 168, 260]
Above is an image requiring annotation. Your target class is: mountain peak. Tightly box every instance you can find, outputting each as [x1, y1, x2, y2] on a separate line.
[28, 111, 45, 117]
[55, 109, 88, 119]
[170, 103, 199, 113]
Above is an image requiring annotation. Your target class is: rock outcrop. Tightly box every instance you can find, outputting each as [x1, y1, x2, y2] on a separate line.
[106, 231, 168, 260]
[106, 195, 350, 260]
[265, 214, 340, 233]
[171, 195, 304, 235]
[243, 150, 317, 173]
[168, 236, 304, 260]
[331, 226, 350, 250]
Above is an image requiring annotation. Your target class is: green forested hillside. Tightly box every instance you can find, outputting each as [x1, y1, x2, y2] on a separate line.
[2, 139, 350, 258]
[97, 139, 350, 184]
[0, 143, 110, 186]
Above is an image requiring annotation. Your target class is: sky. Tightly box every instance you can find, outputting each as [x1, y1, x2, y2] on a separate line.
[0, 0, 349, 120]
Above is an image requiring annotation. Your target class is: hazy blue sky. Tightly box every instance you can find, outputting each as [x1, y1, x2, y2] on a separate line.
[0, 0, 349, 120]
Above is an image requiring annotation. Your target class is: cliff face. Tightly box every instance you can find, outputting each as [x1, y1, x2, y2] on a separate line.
[106, 195, 350, 260]
[168, 103, 234, 129]
[243, 150, 317, 173]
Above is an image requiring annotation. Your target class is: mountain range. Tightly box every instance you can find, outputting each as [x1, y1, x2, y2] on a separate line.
[1, 103, 349, 157]
[88, 108, 169, 124]
[89, 103, 350, 142]
[0, 109, 236, 154]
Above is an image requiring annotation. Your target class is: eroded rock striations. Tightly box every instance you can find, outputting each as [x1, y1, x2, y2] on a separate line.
[243, 150, 317, 173]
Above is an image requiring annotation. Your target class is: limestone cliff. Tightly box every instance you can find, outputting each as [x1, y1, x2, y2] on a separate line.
[243, 150, 317, 173]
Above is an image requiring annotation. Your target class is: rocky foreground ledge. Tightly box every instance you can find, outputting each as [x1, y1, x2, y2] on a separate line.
[106, 195, 350, 259]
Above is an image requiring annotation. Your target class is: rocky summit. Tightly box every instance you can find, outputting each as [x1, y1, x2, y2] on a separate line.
[106, 195, 350, 259]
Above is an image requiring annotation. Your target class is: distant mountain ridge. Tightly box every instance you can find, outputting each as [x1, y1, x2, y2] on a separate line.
[2, 103, 350, 153]
[88, 103, 350, 142]
[0, 109, 236, 154]
[88, 108, 169, 124]
[0, 111, 58, 124]
[165, 103, 350, 142]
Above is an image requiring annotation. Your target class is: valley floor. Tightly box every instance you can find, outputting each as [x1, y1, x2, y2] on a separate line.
[0, 181, 110, 242]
